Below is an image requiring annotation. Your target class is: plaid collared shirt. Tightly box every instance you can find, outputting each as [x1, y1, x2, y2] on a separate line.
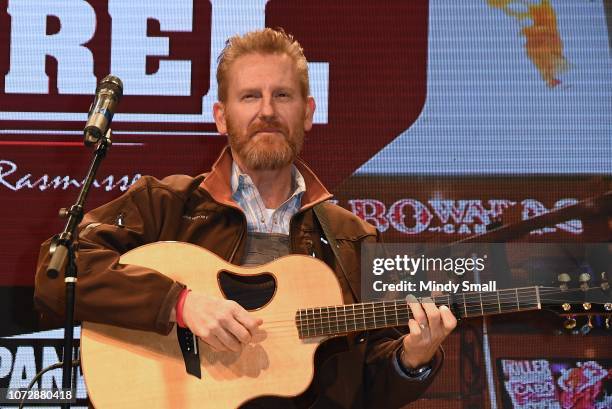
[231, 161, 306, 234]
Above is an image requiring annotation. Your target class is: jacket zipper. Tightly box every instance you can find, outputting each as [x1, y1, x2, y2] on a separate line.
[228, 211, 246, 264]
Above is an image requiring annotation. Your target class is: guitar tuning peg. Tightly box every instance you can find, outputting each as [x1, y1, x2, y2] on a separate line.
[582, 303, 592, 311]
[605, 316, 610, 330]
[563, 316, 577, 330]
[601, 272, 610, 291]
[579, 315, 593, 335]
[578, 273, 591, 291]
[604, 303, 612, 312]
[557, 273, 571, 291]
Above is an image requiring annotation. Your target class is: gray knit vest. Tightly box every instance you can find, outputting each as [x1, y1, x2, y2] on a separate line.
[240, 232, 290, 266]
[218, 232, 290, 309]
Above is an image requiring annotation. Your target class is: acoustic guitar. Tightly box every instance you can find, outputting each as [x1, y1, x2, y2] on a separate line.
[80, 241, 610, 408]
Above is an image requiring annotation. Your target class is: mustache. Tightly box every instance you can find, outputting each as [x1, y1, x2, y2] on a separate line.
[248, 120, 288, 137]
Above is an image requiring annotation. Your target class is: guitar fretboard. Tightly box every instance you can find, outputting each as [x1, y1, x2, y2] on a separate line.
[295, 286, 542, 339]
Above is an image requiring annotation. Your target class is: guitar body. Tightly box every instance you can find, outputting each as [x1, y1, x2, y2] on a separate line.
[81, 241, 344, 409]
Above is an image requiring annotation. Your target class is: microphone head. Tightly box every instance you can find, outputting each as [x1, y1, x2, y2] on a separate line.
[97, 75, 124, 101]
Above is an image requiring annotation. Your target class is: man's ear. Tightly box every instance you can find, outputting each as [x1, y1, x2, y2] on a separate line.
[303, 96, 316, 132]
[213, 101, 227, 134]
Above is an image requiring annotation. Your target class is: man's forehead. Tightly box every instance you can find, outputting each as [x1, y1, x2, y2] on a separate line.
[227, 52, 299, 87]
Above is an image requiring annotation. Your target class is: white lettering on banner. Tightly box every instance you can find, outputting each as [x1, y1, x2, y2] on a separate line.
[0, 159, 141, 192]
[388, 199, 433, 235]
[0, 158, 581, 236]
[348, 198, 582, 236]
[522, 198, 582, 234]
[0, 347, 11, 379]
[348, 199, 390, 232]
[8, 346, 36, 389]
[5, 0, 97, 94]
[109, 0, 193, 96]
[2, 0, 330, 124]
[0, 343, 88, 400]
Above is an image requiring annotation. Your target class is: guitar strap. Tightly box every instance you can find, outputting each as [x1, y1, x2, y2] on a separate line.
[177, 174, 207, 379]
[313, 203, 360, 302]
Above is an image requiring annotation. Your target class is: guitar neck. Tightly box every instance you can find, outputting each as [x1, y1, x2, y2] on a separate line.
[296, 286, 542, 339]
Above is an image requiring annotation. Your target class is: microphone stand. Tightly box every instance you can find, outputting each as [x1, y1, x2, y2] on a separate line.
[46, 129, 113, 408]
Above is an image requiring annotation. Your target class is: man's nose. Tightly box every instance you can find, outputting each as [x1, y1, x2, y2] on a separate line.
[259, 95, 276, 118]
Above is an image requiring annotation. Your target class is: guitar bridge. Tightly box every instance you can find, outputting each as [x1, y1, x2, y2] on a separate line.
[177, 326, 201, 378]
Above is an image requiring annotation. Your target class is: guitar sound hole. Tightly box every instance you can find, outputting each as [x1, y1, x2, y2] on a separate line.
[218, 270, 276, 310]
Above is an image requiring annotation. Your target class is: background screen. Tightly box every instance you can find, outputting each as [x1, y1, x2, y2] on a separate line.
[0, 1, 610, 408]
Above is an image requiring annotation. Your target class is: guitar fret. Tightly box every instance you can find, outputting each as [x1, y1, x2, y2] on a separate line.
[368, 302, 375, 330]
[361, 304, 366, 331]
[334, 305, 339, 335]
[394, 300, 399, 326]
[320, 307, 325, 335]
[515, 288, 520, 311]
[382, 302, 388, 327]
[497, 291, 501, 313]
[462, 293, 468, 318]
[298, 309, 303, 338]
[518, 287, 539, 310]
[311, 308, 316, 336]
[479, 292, 484, 315]
[343, 305, 348, 334]
[326, 306, 332, 335]
[309, 308, 314, 337]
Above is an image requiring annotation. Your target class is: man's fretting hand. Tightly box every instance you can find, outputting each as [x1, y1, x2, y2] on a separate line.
[182, 292, 263, 352]
[400, 295, 457, 369]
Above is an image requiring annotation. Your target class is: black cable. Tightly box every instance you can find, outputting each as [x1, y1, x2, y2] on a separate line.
[18, 359, 80, 409]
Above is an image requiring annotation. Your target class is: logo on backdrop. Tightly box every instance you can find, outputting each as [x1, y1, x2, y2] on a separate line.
[0, 0, 429, 186]
[345, 197, 582, 235]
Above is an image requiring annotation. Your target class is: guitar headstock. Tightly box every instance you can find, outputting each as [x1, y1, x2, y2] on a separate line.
[540, 271, 611, 335]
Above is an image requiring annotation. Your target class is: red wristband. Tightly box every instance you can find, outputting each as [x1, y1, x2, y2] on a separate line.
[176, 288, 191, 328]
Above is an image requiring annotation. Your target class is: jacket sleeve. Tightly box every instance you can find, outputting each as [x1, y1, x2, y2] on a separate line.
[34, 176, 184, 335]
[364, 327, 444, 408]
[361, 231, 444, 409]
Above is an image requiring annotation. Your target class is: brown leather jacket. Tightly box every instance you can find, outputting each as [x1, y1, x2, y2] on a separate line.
[35, 147, 442, 408]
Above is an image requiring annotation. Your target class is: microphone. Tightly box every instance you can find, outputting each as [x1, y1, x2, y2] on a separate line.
[83, 75, 123, 146]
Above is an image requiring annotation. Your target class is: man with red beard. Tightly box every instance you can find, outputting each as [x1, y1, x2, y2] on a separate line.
[35, 29, 456, 408]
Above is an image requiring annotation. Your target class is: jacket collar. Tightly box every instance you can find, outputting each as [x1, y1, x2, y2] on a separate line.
[200, 146, 333, 211]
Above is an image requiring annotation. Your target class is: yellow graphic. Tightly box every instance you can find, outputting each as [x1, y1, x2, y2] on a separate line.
[488, 0, 568, 87]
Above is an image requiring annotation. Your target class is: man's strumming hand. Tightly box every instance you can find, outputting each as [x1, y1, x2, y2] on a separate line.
[182, 292, 263, 353]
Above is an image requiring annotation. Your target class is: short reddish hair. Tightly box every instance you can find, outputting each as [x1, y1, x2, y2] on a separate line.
[216, 28, 309, 102]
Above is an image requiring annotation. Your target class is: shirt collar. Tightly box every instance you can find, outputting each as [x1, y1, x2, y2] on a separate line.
[200, 146, 333, 210]
[230, 160, 306, 204]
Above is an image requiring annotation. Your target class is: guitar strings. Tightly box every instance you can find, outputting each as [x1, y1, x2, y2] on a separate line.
[190, 287, 606, 337]
[249, 288, 609, 337]
[239, 286, 605, 323]
[250, 295, 606, 329]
